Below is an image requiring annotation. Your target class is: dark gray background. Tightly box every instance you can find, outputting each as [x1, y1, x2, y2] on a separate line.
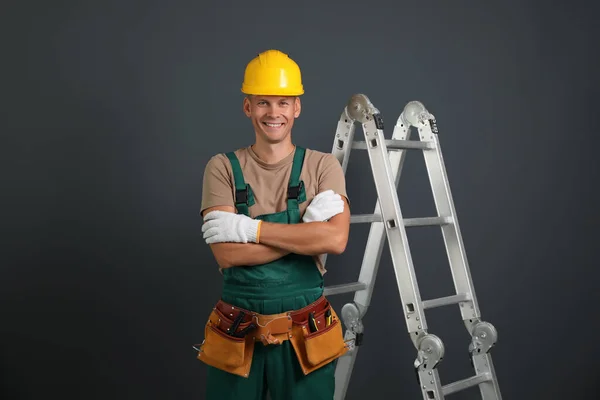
[2, 0, 599, 399]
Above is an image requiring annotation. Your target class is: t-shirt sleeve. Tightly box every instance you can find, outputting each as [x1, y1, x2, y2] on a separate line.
[318, 153, 350, 204]
[200, 155, 235, 215]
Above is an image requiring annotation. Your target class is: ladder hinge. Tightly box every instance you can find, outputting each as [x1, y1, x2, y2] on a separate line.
[428, 118, 439, 134]
[373, 113, 384, 130]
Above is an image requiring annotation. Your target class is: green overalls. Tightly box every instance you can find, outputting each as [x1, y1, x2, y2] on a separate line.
[205, 146, 337, 400]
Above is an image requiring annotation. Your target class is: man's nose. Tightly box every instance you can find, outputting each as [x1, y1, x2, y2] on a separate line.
[265, 107, 280, 118]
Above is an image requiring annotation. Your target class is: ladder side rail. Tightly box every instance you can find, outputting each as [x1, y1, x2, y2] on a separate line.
[421, 121, 482, 325]
[360, 106, 428, 340]
[403, 101, 502, 399]
[332, 111, 412, 400]
[353, 120, 411, 314]
[354, 97, 446, 399]
[327, 108, 358, 400]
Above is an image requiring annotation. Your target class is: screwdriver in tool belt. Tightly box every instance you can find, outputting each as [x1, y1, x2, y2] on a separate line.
[309, 312, 318, 332]
[325, 309, 332, 327]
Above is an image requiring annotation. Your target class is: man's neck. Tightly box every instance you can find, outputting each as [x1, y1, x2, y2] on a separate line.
[251, 140, 295, 164]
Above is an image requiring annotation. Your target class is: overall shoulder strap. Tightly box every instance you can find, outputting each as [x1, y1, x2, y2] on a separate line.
[286, 146, 307, 212]
[225, 152, 254, 216]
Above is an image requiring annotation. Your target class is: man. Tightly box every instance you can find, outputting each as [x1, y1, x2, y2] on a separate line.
[197, 49, 351, 400]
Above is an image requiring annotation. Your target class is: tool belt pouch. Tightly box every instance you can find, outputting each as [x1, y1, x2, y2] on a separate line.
[289, 301, 348, 375]
[196, 307, 255, 378]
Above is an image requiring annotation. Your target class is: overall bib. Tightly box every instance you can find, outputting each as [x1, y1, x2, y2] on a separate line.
[204, 147, 337, 400]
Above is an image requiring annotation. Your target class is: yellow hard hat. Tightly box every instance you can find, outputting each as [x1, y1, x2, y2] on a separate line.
[241, 49, 304, 96]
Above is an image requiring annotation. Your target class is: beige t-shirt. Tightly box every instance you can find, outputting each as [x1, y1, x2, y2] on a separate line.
[200, 145, 349, 274]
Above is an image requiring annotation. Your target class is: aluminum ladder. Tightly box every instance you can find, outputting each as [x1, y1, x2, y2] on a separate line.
[322, 94, 502, 400]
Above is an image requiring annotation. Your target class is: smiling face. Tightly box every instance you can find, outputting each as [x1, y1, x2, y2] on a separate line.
[243, 95, 301, 144]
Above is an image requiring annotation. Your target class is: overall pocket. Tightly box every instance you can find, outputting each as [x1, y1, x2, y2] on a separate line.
[196, 309, 255, 378]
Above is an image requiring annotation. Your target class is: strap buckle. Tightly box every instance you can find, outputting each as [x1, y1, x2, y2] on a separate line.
[235, 186, 249, 204]
[287, 181, 304, 200]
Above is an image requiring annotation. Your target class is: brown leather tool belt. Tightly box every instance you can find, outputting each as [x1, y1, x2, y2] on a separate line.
[195, 295, 348, 378]
[213, 295, 330, 345]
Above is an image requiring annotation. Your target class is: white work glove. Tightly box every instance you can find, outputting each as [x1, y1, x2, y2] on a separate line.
[302, 190, 345, 223]
[202, 210, 262, 244]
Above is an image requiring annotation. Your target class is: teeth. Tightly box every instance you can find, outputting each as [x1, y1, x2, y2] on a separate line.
[265, 122, 283, 127]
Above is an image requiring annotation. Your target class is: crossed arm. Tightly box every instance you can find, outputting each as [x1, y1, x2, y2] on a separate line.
[202, 197, 350, 270]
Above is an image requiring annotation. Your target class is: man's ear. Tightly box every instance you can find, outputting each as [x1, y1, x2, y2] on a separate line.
[294, 96, 301, 118]
[242, 96, 252, 117]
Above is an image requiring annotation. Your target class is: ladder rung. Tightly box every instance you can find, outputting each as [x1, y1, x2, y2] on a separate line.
[352, 139, 435, 150]
[324, 282, 368, 296]
[442, 372, 492, 395]
[350, 215, 452, 227]
[422, 293, 470, 309]
[350, 214, 382, 223]
[405, 216, 452, 227]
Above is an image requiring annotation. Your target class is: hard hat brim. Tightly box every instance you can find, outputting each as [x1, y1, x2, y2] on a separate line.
[241, 86, 304, 96]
